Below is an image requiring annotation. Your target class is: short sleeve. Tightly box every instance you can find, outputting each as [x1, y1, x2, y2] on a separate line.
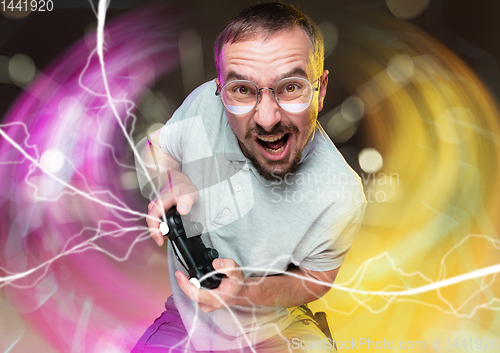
[299, 202, 366, 272]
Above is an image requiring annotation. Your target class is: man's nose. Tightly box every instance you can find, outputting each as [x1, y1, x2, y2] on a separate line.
[253, 89, 281, 131]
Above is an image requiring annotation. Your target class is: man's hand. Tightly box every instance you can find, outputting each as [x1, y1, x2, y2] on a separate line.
[176, 259, 246, 313]
[146, 170, 199, 246]
[137, 129, 199, 246]
[178, 260, 339, 311]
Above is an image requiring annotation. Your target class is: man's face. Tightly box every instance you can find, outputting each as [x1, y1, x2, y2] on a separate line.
[216, 28, 328, 180]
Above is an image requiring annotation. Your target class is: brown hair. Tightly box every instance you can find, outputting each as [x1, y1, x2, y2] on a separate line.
[214, 2, 324, 79]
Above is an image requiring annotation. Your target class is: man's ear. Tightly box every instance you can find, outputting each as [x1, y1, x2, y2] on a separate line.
[317, 70, 329, 112]
[215, 78, 221, 87]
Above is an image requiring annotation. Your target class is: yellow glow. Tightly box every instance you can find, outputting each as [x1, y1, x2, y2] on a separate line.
[312, 12, 500, 350]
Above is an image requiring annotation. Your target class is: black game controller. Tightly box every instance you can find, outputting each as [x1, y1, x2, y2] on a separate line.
[159, 207, 222, 289]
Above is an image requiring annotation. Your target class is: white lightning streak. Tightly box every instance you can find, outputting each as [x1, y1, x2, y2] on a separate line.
[331, 263, 500, 296]
[95, 0, 166, 222]
[190, 260, 500, 298]
[0, 126, 149, 219]
[0, 225, 149, 286]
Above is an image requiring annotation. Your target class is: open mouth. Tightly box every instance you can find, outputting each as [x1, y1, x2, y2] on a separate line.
[256, 133, 290, 155]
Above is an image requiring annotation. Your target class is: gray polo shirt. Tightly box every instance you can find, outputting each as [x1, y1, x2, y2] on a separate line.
[160, 80, 365, 351]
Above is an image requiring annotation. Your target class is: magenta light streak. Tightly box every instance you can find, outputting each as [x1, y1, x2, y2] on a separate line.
[0, 4, 181, 352]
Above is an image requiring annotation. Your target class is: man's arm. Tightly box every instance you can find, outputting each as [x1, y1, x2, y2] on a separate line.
[138, 129, 198, 246]
[176, 258, 339, 313]
[241, 265, 340, 307]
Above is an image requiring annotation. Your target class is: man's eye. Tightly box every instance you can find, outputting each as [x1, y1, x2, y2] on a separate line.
[285, 84, 297, 92]
[237, 86, 249, 94]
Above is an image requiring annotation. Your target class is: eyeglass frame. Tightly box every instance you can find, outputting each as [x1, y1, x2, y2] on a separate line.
[215, 76, 321, 115]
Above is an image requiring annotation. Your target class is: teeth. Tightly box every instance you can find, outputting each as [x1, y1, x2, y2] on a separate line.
[257, 134, 285, 142]
[265, 145, 285, 154]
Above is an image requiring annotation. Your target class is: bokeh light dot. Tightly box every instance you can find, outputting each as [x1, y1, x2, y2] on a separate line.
[359, 148, 384, 173]
[326, 112, 359, 143]
[8, 54, 36, 85]
[40, 149, 65, 174]
[341, 96, 365, 123]
[387, 54, 414, 84]
[386, 0, 429, 19]
[120, 171, 140, 190]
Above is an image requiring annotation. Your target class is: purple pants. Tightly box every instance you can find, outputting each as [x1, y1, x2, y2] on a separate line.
[131, 297, 336, 353]
[131, 296, 196, 353]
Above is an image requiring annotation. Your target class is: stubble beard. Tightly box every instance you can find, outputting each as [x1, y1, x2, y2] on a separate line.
[244, 144, 303, 182]
[237, 122, 309, 182]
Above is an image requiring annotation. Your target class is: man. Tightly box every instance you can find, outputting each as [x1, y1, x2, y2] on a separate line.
[133, 2, 365, 352]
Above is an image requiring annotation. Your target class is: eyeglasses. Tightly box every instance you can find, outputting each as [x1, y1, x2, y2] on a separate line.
[215, 77, 320, 115]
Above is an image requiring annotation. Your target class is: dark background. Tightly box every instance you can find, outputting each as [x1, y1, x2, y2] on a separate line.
[1, 0, 500, 121]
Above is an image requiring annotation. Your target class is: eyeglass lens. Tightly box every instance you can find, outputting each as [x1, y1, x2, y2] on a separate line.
[221, 77, 314, 115]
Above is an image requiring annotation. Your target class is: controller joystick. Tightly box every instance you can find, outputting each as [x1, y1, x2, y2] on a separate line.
[159, 207, 222, 290]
